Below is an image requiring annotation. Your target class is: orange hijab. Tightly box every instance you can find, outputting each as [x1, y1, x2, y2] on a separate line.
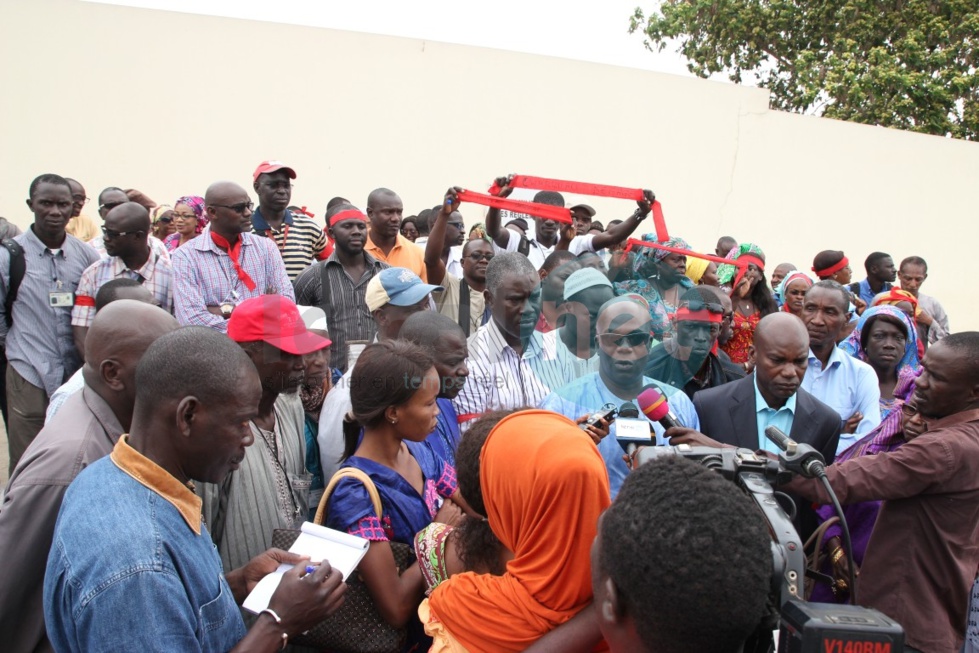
[427, 410, 611, 652]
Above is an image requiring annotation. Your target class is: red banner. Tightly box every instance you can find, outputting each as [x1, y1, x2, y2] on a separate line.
[456, 189, 573, 224]
[624, 239, 737, 268]
[499, 174, 669, 242]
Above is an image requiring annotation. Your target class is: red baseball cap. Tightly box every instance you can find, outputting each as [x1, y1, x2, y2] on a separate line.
[253, 160, 297, 182]
[227, 295, 330, 355]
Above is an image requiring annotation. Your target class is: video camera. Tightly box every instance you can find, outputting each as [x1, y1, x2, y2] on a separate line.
[635, 444, 905, 653]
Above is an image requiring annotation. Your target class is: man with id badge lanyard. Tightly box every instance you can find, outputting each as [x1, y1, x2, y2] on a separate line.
[0, 173, 99, 474]
[171, 180, 293, 332]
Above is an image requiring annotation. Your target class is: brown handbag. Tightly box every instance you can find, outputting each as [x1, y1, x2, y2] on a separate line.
[271, 467, 413, 653]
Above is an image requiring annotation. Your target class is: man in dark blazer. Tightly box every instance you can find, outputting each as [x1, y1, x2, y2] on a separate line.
[668, 312, 841, 539]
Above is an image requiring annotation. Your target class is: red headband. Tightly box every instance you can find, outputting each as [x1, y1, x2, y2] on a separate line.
[675, 308, 723, 323]
[812, 256, 849, 278]
[329, 209, 368, 227]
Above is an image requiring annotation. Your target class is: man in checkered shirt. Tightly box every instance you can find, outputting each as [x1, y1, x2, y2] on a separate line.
[71, 203, 173, 358]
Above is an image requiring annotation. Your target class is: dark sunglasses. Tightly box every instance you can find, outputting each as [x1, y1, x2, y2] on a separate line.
[465, 252, 494, 262]
[99, 201, 126, 212]
[210, 201, 254, 214]
[156, 216, 173, 223]
[101, 226, 142, 239]
[597, 331, 651, 348]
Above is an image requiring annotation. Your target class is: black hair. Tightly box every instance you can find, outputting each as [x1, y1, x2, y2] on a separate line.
[341, 341, 435, 460]
[541, 250, 576, 274]
[400, 216, 419, 231]
[532, 190, 565, 207]
[400, 311, 465, 352]
[808, 280, 850, 312]
[864, 251, 891, 274]
[135, 327, 255, 408]
[415, 208, 433, 236]
[899, 256, 927, 273]
[683, 286, 724, 313]
[607, 219, 623, 228]
[326, 196, 349, 210]
[939, 332, 979, 386]
[29, 173, 70, 199]
[95, 278, 145, 312]
[812, 250, 846, 279]
[589, 221, 605, 232]
[749, 276, 777, 317]
[600, 456, 770, 653]
[452, 409, 517, 576]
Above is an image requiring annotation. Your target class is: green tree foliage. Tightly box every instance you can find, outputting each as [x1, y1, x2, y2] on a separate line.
[630, 1, 979, 140]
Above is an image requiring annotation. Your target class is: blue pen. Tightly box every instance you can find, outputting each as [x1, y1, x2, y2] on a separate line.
[305, 565, 316, 575]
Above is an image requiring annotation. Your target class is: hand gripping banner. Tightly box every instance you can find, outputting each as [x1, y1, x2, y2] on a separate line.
[490, 174, 670, 242]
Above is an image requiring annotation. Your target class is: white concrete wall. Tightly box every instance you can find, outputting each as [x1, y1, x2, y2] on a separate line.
[2, 0, 976, 328]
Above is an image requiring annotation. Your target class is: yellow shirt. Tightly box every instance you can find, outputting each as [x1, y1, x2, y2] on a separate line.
[365, 233, 427, 282]
[66, 214, 100, 242]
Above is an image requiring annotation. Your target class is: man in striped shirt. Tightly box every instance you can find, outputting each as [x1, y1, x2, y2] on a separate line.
[71, 203, 173, 359]
[453, 253, 575, 430]
[171, 181, 293, 332]
[250, 161, 326, 280]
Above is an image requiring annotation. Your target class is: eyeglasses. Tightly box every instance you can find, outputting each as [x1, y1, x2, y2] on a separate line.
[101, 226, 143, 239]
[210, 201, 254, 214]
[597, 331, 651, 349]
[99, 201, 126, 212]
[447, 221, 466, 229]
[900, 403, 920, 418]
[72, 195, 89, 205]
[156, 216, 173, 223]
[465, 252, 494, 262]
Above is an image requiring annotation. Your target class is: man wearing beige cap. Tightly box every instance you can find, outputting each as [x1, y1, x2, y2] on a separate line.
[198, 294, 331, 572]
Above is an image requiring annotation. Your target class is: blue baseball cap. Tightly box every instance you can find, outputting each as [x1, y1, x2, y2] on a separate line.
[365, 267, 443, 312]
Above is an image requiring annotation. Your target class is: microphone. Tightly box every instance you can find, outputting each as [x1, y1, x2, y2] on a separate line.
[636, 386, 684, 431]
[764, 425, 827, 478]
[614, 401, 653, 454]
[618, 402, 639, 418]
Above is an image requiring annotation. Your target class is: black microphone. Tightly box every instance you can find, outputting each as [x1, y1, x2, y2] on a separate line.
[636, 386, 683, 431]
[618, 402, 639, 419]
[764, 425, 827, 478]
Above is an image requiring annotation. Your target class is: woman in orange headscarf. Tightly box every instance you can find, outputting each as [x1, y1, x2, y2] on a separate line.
[421, 410, 611, 652]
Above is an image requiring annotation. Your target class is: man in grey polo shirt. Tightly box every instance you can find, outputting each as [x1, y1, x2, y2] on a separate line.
[0, 173, 99, 473]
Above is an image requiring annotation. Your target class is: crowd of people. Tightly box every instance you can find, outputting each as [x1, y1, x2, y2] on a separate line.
[0, 166, 975, 653]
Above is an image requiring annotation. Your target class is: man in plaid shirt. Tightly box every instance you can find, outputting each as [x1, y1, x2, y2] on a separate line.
[71, 203, 173, 359]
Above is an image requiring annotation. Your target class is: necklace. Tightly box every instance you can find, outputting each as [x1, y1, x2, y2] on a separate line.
[251, 417, 302, 524]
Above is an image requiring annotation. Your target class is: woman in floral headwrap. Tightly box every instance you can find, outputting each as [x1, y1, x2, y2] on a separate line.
[164, 195, 208, 251]
[870, 288, 926, 359]
[717, 243, 777, 366]
[612, 234, 693, 341]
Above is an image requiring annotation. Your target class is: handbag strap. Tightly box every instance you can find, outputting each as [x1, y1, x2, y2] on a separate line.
[315, 467, 383, 525]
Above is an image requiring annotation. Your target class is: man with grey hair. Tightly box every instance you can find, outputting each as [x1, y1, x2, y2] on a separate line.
[453, 252, 572, 430]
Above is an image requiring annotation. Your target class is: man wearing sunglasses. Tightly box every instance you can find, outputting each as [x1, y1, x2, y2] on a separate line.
[171, 181, 293, 332]
[427, 190, 491, 337]
[71, 203, 174, 359]
[540, 294, 699, 498]
[87, 186, 170, 261]
[645, 286, 745, 400]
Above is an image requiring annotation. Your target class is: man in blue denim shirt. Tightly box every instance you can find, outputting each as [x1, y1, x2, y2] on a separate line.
[44, 327, 345, 652]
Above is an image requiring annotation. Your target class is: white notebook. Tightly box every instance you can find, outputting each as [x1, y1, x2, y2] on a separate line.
[242, 522, 370, 614]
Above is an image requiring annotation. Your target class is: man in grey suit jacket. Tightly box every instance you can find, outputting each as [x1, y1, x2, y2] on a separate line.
[668, 313, 841, 538]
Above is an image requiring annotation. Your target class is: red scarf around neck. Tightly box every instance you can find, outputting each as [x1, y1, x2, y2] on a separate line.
[210, 231, 257, 291]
